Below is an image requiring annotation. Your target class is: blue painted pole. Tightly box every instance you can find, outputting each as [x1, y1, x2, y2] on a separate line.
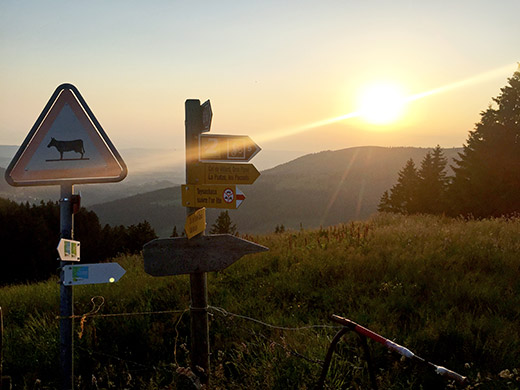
[59, 184, 74, 390]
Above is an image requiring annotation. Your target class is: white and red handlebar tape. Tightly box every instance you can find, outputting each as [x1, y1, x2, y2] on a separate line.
[332, 316, 414, 357]
[435, 365, 467, 384]
[331, 315, 386, 344]
[331, 315, 467, 385]
[385, 340, 415, 359]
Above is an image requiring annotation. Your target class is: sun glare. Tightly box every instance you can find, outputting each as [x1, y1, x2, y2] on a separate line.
[358, 83, 407, 125]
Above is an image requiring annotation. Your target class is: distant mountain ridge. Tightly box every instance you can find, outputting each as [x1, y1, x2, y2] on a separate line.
[89, 146, 463, 236]
[0, 145, 305, 205]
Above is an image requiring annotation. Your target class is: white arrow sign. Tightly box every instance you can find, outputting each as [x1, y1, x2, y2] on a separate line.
[57, 239, 81, 262]
[62, 263, 126, 286]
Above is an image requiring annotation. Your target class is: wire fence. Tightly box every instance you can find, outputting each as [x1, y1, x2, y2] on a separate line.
[3, 293, 480, 389]
[52, 296, 345, 383]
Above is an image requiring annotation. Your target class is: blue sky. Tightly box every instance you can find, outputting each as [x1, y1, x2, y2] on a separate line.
[1, 1, 518, 156]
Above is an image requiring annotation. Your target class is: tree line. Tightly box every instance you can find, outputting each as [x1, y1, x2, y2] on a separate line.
[0, 198, 157, 285]
[379, 68, 520, 218]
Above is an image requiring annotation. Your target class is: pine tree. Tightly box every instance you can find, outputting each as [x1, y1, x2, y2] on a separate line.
[274, 224, 286, 234]
[377, 190, 393, 212]
[210, 211, 237, 235]
[385, 158, 420, 214]
[126, 221, 158, 253]
[171, 226, 179, 237]
[450, 67, 520, 217]
[416, 146, 449, 214]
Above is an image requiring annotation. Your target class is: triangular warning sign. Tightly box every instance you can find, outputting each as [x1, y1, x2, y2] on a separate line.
[5, 84, 127, 186]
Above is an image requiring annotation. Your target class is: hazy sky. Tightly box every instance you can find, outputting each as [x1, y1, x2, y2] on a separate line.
[1, 1, 519, 157]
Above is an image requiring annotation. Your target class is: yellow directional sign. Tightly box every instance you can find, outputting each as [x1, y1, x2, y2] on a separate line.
[188, 163, 260, 185]
[185, 208, 206, 239]
[181, 184, 245, 209]
[199, 134, 261, 162]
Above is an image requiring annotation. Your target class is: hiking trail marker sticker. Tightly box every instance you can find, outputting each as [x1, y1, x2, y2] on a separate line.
[5, 83, 127, 186]
[57, 239, 81, 262]
[62, 263, 126, 286]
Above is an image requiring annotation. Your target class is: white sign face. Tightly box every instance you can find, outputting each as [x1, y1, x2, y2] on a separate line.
[5, 84, 127, 186]
[57, 239, 81, 262]
[199, 134, 261, 162]
[62, 263, 126, 286]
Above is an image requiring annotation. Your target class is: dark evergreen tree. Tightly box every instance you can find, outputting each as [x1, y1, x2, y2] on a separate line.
[449, 67, 520, 217]
[74, 208, 104, 262]
[274, 224, 286, 234]
[126, 221, 158, 253]
[0, 199, 59, 284]
[171, 226, 179, 237]
[209, 211, 237, 235]
[416, 146, 449, 214]
[377, 190, 393, 212]
[0, 197, 159, 284]
[384, 158, 420, 213]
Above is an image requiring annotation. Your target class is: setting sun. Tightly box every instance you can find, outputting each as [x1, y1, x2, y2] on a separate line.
[357, 83, 407, 125]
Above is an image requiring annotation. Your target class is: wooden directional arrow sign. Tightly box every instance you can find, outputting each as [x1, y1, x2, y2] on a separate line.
[199, 134, 261, 162]
[143, 234, 268, 276]
[187, 162, 260, 185]
[181, 184, 245, 209]
[62, 262, 126, 286]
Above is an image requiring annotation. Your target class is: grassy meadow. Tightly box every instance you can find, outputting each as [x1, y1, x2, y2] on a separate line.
[1, 213, 519, 389]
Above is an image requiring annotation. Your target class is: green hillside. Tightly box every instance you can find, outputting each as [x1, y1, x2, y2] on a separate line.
[90, 146, 463, 236]
[1, 214, 518, 389]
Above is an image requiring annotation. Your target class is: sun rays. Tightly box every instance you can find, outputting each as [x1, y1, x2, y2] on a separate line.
[256, 63, 517, 146]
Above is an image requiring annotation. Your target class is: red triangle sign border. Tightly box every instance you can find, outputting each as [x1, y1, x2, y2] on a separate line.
[5, 84, 127, 186]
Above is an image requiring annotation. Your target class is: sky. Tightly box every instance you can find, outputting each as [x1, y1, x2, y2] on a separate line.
[1, 0, 519, 163]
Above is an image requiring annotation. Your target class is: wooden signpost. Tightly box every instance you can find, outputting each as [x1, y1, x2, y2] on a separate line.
[143, 99, 266, 386]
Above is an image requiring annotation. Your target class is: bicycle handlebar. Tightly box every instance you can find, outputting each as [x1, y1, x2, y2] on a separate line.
[331, 315, 467, 385]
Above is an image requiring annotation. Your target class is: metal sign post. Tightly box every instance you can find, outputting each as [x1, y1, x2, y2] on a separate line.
[5, 84, 127, 390]
[59, 184, 74, 390]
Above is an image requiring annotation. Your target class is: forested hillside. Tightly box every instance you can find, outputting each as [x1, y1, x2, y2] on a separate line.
[89, 146, 462, 236]
[0, 197, 156, 284]
[380, 69, 520, 219]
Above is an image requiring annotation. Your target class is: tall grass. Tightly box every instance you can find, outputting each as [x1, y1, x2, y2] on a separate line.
[1, 214, 519, 389]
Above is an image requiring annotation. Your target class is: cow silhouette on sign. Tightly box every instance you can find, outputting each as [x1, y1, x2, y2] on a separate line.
[47, 137, 85, 160]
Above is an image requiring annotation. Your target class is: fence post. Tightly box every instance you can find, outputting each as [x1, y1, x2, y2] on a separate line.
[0, 306, 9, 390]
[0, 306, 3, 389]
